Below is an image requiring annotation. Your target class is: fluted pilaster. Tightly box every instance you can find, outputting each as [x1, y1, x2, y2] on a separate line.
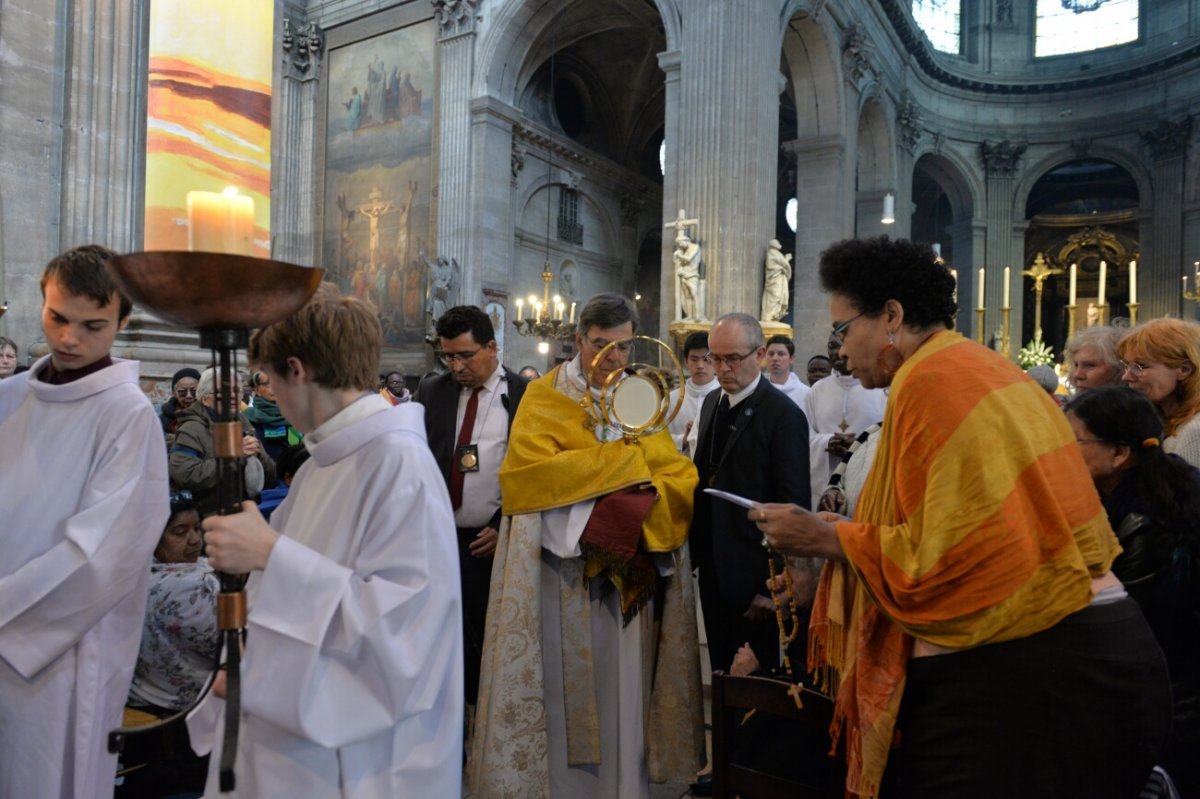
[272, 16, 323, 265]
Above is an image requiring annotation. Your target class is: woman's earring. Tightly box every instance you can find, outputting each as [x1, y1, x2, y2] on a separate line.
[878, 330, 904, 377]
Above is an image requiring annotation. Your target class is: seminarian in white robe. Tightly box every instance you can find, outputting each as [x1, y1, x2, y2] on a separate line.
[0, 356, 169, 799]
[770, 370, 811, 411]
[667, 376, 720, 455]
[192, 395, 463, 798]
[802, 371, 887, 504]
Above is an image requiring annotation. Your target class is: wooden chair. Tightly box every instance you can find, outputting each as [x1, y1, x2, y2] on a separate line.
[711, 671, 841, 799]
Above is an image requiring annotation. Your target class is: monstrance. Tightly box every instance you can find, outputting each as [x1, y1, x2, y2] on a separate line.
[104, 251, 323, 792]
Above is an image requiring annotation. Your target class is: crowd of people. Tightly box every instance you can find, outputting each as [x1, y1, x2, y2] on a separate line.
[1, 237, 1198, 798]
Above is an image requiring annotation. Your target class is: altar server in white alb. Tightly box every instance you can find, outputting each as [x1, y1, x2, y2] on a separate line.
[667, 330, 719, 456]
[0, 245, 169, 799]
[194, 285, 463, 797]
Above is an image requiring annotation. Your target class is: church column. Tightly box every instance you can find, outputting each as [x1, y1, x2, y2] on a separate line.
[980, 140, 1026, 357]
[670, 0, 781, 321]
[657, 48, 681, 335]
[784, 136, 851, 361]
[57, 0, 148, 251]
[1140, 117, 1191, 319]
[945, 217, 985, 334]
[469, 95, 522, 302]
[273, 16, 323, 266]
[432, 0, 480, 303]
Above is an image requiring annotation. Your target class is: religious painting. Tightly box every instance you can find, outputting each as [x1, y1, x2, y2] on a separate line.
[321, 13, 435, 347]
[143, 0, 273, 255]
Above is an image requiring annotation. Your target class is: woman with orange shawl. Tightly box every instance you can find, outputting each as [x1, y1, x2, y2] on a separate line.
[754, 237, 1170, 798]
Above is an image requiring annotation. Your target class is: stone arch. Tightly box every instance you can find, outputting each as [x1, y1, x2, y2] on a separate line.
[911, 151, 978, 228]
[781, 12, 842, 140]
[855, 96, 893, 193]
[517, 180, 617, 258]
[1013, 145, 1153, 221]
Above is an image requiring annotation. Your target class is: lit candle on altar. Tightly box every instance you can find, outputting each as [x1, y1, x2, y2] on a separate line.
[186, 186, 255, 255]
[569, 301, 576, 324]
[534, 301, 543, 323]
[556, 301, 565, 321]
[515, 298, 524, 322]
[1069, 263, 1077, 306]
[553, 295, 562, 321]
[1194, 262, 1199, 289]
[977, 268, 986, 310]
[1098, 260, 1107, 307]
[1186, 275, 1190, 297]
[1129, 260, 1137, 305]
[1003, 266, 1011, 308]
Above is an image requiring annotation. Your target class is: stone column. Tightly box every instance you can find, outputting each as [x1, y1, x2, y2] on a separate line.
[58, 0, 149, 251]
[670, 0, 781, 321]
[469, 96, 522, 302]
[980, 140, 1026, 357]
[272, 16, 324, 265]
[945, 217, 984, 334]
[432, 0, 480, 303]
[657, 49, 681, 336]
[1140, 117, 1191, 319]
[784, 135, 851, 362]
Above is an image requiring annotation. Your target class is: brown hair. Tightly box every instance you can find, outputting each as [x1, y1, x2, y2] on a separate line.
[1118, 318, 1200, 436]
[40, 244, 132, 320]
[249, 282, 380, 391]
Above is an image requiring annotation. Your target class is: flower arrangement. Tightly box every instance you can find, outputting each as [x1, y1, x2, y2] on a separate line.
[1018, 333, 1055, 369]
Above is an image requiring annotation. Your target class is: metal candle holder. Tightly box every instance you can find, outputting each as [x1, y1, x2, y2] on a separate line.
[104, 251, 323, 793]
[1000, 306, 1012, 360]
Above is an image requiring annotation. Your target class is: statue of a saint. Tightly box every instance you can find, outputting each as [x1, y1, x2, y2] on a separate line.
[761, 239, 793, 322]
[673, 235, 702, 322]
[420, 248, 459, 329]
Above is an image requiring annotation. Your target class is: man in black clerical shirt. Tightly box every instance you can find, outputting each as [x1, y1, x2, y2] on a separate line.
[416, 305, 527, 706]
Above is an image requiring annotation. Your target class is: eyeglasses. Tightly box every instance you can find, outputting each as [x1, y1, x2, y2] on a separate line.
[169, 490, 194, 503]
[831, 312, 866, 345]
[707, 348, 757, 368]
[438, 347, 482, 365]
[175, 387, 197, 397]
[1118, 360, 1151, 377]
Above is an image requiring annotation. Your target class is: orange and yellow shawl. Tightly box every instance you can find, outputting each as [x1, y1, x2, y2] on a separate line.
[810, 330, 1119, 797]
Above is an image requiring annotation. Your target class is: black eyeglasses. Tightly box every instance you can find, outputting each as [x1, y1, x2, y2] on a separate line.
[831, 312, 866, 345]
[437, 347, 482, 365]
[176, 387, 198, 397]
[707, 349, 757, 368]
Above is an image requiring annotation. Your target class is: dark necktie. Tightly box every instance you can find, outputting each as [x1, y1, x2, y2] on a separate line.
[710, 394, 733, 466]
[450, 387, 482, 509]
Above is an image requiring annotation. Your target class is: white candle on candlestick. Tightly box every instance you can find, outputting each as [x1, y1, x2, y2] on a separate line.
[1003, 266, 1011, 308]
[977, 268, 986, 310]
[515, 298, 524, 322]
[569, 302, 576, 324]
[1069, 263, 1077, 306]
[1098, 260, 1107, 307]
[1129, 260, 1137, 305]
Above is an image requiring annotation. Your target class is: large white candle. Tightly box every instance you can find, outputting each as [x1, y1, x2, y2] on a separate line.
[1003, 266, 1011, 308]
[1069, 263, 1077, 306]
[977, 268, 986, 310]
[1098, 260, 1107, 307]
[515, 298, 524, 322]
[186, 187, 254, 255]
[1129, 260, 1137, 305]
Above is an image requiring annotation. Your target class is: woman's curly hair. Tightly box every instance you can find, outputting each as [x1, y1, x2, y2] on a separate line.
[818, 236, 957, 329]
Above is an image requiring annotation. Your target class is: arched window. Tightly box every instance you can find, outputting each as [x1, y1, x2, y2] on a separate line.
[1035, 0, 1138, 57]
[912, 0, 961, 55]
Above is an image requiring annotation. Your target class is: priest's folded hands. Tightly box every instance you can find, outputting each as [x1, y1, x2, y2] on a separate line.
[202, 500, 281, 573]
[750, 503, 846, 561]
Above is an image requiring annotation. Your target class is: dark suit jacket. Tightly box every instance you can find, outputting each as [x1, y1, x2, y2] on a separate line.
[691, 376, 810, 608]
[416, 365, 528, 529]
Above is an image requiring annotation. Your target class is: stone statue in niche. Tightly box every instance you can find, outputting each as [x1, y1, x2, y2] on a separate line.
[664, 209, 703, 322]
[761, 239, 793, 322]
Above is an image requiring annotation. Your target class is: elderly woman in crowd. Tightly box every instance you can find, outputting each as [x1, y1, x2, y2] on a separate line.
[0, 336, 18, 379]
[159, 367, 201, 435]
[753, 236, 1170, 798]
[1065, 386, 1200, 796]
[1065, 325, 1123, 392]
[1118, 318, 1200, 467]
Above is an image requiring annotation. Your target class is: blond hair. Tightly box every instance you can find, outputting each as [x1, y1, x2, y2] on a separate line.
[249, 283, 380, 391]
[1118, 318, 1200, 436]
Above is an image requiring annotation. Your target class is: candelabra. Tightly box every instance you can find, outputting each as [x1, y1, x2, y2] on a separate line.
[1000, 306, 1011, 360]
[1097, 303, 1109, 326]
[512, 262, 576, 341]
[974, 308, 985, 346]
[1066, 303, 1077, 342]
[1127, 302, 1140, 325]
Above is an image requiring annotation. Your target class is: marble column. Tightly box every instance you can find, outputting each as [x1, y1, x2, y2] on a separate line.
[1140, 117, 1191, 319]
[433, 0, 480, 304]
[980, 140, 1026, 357]
[58, 0, 148, 251]
[272, 16, 324, 266]
[657, 48, 681, 336]
[670, 0, 781, 321]
[469, 95, 522, 303]
[784, 135, 851, 363]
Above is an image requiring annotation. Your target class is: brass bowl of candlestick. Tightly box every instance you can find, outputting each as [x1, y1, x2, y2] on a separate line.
[106, 251, 324, 330]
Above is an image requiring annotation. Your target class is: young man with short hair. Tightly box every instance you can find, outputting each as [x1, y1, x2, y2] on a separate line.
[0, 244, 169, 798]
[668, 330, 719, 455]
[196, 284, 462, 797]
[764, 333, 810, 409]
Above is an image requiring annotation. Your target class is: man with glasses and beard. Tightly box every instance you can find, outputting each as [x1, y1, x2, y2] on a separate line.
[416, 305, 528, 710]
[470, 293, 702, 798]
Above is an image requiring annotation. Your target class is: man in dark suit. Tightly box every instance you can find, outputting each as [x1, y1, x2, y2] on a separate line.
[691, 312, 810, 675]
[417, 305, 528, 706]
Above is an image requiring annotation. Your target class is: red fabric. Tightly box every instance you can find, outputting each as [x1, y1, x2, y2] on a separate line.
[449, 387, 481, 509]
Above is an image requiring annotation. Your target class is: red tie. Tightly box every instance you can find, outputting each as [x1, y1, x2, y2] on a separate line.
[450, 387, 482, 509]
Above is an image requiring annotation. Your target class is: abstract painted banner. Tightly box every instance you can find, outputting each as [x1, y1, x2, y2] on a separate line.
[144, 0, 273, 255]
